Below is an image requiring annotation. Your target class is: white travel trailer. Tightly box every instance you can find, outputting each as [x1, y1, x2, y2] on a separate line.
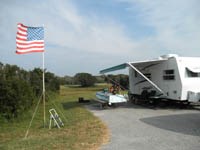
[100, 54, 200, 103]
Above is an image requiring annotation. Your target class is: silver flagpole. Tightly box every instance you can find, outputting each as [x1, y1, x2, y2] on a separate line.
[42, 24, 46, 128]
[42, 51, 46, 127]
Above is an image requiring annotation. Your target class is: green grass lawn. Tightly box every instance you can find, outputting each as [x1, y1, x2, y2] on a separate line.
[0, 84, 109, 150]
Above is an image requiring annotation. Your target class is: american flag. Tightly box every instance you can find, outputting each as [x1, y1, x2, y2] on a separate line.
[16, 23, 44, 54]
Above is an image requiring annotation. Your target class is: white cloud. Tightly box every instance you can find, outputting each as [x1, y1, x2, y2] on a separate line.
[44, 0, 137, 56]
[116, 0, 200, 56]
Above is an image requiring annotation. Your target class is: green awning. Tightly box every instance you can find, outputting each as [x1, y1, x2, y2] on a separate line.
[100, 63, 128, 74]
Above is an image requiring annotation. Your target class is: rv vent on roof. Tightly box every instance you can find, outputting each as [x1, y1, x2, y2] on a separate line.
[159, 54, 178, 59]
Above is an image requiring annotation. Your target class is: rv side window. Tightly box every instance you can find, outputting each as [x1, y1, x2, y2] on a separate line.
[144, 73, 151, 79]
[135, 71, 138, 77]
[163, 69, 175, 80]
[186, 68, 200, 77]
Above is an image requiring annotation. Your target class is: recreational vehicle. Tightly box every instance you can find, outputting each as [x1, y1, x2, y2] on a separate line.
[100, 54, 200, 103]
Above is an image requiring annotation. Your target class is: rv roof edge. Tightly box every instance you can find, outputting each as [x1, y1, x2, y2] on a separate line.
[159, 54, 178, 59]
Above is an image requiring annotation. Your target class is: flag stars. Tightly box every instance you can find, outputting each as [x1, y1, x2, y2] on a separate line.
[27, 27, 44, 41]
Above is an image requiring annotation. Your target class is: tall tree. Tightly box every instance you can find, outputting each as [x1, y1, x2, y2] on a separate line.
[74, 73, 96, 87]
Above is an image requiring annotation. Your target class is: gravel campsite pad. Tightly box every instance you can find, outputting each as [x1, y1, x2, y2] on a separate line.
[86, 102, 200, 150]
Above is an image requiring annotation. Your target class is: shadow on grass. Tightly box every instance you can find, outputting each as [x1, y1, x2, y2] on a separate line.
[65, 85, 81, 88]
[65, 85, 98, 88]
[62, 101, 81, 110]
[140, 113, 200, 136]
[64, 85, 107, 91]
[62, 100, 92, 110]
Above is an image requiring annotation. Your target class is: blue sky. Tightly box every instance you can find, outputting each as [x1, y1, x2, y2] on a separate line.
[0, 0, 200, 76]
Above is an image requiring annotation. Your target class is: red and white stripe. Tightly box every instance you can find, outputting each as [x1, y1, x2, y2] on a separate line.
[16, 23, 44, 54]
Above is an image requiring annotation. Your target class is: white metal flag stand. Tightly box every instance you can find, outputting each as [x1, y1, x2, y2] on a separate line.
[49, 108, 64, 129]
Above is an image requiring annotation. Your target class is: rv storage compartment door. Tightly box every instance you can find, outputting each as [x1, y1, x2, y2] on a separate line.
[188, 91, 200, 102]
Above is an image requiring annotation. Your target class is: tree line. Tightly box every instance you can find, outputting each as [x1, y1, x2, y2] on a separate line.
[60, 73, 129, 89]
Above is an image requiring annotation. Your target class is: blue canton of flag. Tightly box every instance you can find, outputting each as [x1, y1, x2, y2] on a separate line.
[27, 27, 44, 41]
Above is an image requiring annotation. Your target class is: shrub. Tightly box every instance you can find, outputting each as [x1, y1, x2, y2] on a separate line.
[0, 79, 34, 119]
[0, 63, 61, 120]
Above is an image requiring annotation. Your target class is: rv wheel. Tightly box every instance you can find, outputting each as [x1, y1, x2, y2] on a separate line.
[141, 90, 149, 100]
[133, 98, 139, 104]
[107, 103, 116, 108]
[128, 93, 133, 100]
